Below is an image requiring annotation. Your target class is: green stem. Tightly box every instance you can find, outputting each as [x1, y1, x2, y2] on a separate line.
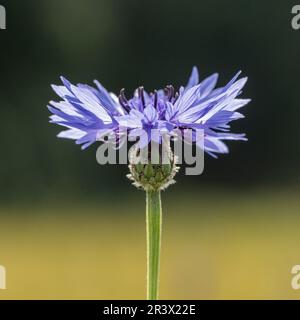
[146, 190, 162, 300]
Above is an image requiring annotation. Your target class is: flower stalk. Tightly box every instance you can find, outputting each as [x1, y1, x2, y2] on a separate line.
[146, 189, 162, 300]
[127, 145, 178, 299]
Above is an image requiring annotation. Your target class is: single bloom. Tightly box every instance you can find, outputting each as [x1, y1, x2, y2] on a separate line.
[48, 67, 250, 156]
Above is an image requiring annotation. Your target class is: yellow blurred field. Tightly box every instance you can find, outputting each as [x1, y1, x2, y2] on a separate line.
[0, 189, 300, 300]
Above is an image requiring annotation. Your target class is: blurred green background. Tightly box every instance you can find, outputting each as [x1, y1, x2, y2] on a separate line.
[0, 0, 300, 299]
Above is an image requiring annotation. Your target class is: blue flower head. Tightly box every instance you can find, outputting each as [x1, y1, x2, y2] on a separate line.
[48, 67, 250, 156]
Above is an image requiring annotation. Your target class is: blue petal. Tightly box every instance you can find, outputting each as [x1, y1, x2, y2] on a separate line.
[185, 66, 199, 90]
[143, 105, 158, 123]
